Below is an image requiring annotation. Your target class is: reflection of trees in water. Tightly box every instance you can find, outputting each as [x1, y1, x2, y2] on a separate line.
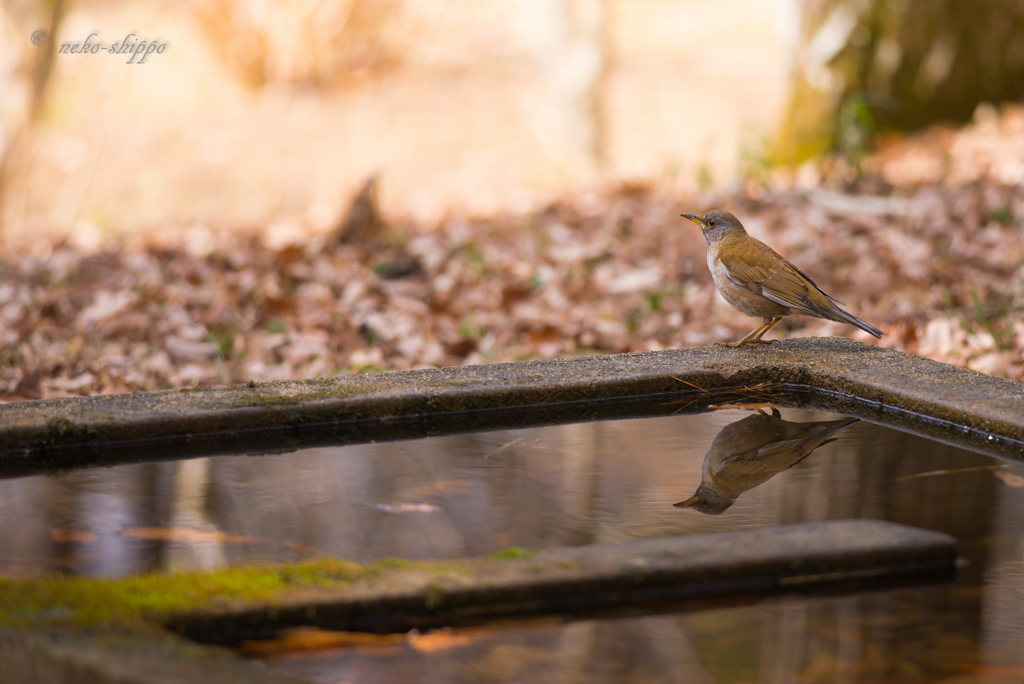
[200, 423, 606, 562]
[3, 410, 1022, 681]
[0, 462, 168, 576]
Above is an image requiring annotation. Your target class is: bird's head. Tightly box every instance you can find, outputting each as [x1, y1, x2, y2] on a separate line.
[673, 484, 733, 515]
[680, 210, 745, 247]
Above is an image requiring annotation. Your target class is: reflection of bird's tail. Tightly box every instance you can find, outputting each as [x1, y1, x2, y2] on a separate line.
[827, 306, 883, 338]
[791, 416, 860, 461]
[812, 417, 860, 444]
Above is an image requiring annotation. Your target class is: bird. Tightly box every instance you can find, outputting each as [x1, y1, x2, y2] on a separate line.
[674, 408, 858, 515]
[680, 210, 882, 346]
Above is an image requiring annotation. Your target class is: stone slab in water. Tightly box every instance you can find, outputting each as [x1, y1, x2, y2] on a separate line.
[171, 520, 956, 646]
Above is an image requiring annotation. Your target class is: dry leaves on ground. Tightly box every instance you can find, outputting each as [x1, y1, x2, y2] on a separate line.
[1, 106, 1022, 399]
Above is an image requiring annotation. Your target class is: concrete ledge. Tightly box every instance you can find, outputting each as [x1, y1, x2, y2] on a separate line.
[167, 520, 956, 645]
[1, 338, 1022, 477]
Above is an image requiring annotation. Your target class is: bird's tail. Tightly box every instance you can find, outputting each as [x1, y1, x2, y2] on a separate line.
[826, 306, 883, 338]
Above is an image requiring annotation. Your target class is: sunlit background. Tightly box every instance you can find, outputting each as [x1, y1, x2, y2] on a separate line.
[2, 0, 1023, 396]
[2, 0, 791, 244]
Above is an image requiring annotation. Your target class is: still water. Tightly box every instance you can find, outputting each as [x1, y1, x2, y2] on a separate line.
[2, 408, 1024, 682]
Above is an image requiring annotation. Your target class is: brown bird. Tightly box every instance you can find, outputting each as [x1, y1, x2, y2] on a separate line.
[674, 409, 858, 515]
[681, 210, 882, 346]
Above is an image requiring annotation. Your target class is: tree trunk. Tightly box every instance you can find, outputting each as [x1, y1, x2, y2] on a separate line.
[777, 0, 1024, 164]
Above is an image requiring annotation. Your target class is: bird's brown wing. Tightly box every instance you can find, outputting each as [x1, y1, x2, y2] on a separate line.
[719, 243, 839, 317]
[711, 446, 788, 478]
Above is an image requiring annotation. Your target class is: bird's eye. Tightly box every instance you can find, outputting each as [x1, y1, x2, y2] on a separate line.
[707, 218, 716, 227]
[700, 500, 709, 508]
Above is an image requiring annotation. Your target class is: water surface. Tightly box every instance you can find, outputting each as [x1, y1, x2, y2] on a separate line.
[2, 408, 1023, 682]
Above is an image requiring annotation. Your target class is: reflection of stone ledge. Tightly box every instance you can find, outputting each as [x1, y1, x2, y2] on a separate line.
[1, 520, 956, 684]
[1, 337, 1022, 476]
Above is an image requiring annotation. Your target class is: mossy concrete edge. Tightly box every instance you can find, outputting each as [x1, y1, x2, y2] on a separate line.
[168, 520, 956, 646]
[1, 338, 1022, 471]
[1, 520, 955, 684]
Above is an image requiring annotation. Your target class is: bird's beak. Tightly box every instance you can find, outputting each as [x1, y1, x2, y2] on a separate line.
[673, 497, 699, 508]
[680, 213, 704, 227]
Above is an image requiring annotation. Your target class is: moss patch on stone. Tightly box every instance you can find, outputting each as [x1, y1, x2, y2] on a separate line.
[0, 556, 478, 635]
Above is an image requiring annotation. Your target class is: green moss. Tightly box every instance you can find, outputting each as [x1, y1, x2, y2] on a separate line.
[0, 555, 483, 635]
[422, 584, 446, 609]
[28, 417, 99, 448]
[488, 547, 532, 560]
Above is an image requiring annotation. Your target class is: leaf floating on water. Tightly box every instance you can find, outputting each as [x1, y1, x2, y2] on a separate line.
[994, 469, 1024, 488]
[408, 627, 479, 653]
[396, 479, 476, 498]
[375, 502, 443, 514]
[483, 437, 534, 458]
[283, 540, 327, 556]
[242, 627, 406, 657]
[116, 527, 262, 543]
[50, 528, 97, 543]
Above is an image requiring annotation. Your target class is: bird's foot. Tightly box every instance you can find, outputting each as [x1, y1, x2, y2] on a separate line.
[724, 337, 770, 348]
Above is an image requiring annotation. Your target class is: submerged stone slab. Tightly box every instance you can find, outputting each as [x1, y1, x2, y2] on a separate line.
[0, 520, 955, 683]
[168, 520, 955, 645]
[0, 338, 1021, 477]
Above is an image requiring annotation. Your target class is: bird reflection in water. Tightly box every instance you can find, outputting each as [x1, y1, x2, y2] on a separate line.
[675, 409, 858, 515]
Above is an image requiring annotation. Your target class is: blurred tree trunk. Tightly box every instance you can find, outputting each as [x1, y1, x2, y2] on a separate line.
[536, 0, 610, 168]
[777, 0, 1024, 164]
[0, 0, 65, 242]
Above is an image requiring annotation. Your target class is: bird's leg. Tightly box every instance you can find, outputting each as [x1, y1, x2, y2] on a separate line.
[750, 317, 782, 344]
[724, 317, 782, 347]
[724, 319, 772, 347]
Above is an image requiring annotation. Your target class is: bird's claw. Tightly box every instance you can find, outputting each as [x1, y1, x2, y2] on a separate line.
[722, 339, 773, 348]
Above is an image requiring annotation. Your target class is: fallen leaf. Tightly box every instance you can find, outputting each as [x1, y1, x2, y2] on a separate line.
[283, 540, 327, 556]
[14, 371, 43, 400]
[117, 527, 262, 543]
[408, 627, 479, 653]
[444, 338, 477, 357]
[242, 627, 406, 657]
[50, 528, 97, 543]
[994, 469, 1024, 488]
[396, 480, 476, 498]
[374, 502, 442, 514]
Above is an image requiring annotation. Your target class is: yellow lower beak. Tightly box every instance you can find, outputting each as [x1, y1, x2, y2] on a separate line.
[680, 213, 704, 226]
[673, 497, 699, 508]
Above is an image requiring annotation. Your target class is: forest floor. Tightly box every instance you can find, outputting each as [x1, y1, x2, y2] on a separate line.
[2, 105, 1023, 400]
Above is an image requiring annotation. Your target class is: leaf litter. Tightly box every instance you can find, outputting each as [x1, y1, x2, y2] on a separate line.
[2, 106, 1023, 400]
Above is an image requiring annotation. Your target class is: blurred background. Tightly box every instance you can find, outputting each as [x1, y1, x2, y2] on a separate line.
[1, 0, 1023, 396]
[1, 0, 792, 236]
